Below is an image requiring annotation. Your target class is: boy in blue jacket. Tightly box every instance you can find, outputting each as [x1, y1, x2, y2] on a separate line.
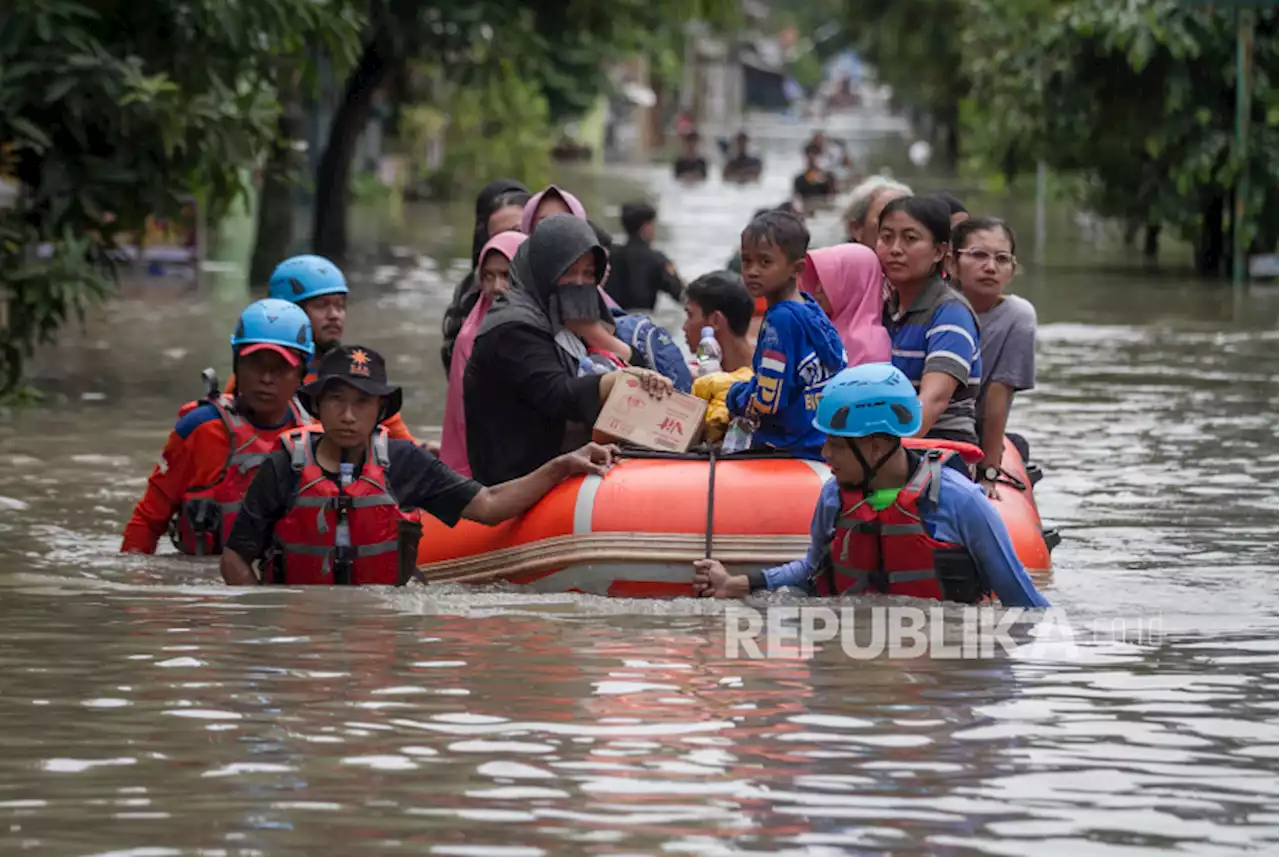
[726, 211, 847, 459]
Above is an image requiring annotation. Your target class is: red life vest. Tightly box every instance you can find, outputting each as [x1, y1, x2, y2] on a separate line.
[817, 449, 990, 603]
[171, 394, 311, 555]
[265, 428, 421, 586]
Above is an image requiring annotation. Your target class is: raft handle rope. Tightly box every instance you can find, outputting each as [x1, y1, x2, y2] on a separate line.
[614, 445, 802, 462]
[992, 466, 1028, 492]
[704, 448, 717, 560]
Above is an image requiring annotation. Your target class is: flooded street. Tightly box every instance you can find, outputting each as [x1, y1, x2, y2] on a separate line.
[0, 141, 1276, 855]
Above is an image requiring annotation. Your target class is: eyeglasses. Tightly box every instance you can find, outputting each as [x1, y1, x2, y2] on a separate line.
[956, 249, 1016, 267]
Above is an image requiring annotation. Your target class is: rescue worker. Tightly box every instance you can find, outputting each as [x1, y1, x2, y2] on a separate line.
[228, 254, 423, 444]
[121, 299, 315, 554]
[694, 363, 1050, 607]
[220, 345, 618, 586]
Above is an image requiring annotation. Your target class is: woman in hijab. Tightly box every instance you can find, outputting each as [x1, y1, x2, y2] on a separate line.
[440, 231, 529, 476]
[464, 215, 672, 485]
[800, 243, 892, 366]
[440, 179, 530, 374]
[521, 185, 588, 234]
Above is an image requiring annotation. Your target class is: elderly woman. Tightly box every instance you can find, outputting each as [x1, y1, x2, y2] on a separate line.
[463, 215, 671, 485]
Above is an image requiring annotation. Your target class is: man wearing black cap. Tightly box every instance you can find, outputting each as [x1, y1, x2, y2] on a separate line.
[220, 345, 618, 586]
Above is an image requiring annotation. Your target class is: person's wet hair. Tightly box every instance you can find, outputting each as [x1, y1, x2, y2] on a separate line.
[878, 195, 952, 245]
[952, 216, 1017, 255]
[742, 210, 810, 262]
[930, 191, 967, 217]
[621, 202, 657, 238]
[804, 142, 822, 157]
[685, 271, 754, 336]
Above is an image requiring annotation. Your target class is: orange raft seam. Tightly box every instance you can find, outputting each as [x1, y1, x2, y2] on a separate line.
[415, 532, 813, 584]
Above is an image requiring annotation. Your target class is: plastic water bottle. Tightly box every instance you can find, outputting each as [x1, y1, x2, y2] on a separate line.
[722, 417, 754, 454]
[695, 326, 722, 376]
[335, 463, 354, 550]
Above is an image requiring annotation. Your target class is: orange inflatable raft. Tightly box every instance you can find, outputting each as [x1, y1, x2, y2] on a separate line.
[415, 437, 1054, 597]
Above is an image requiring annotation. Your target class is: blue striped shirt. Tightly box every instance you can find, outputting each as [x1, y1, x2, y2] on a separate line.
[885, 276, 982, 442]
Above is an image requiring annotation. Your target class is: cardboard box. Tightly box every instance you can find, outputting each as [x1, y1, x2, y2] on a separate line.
[593, 375, 707, 452]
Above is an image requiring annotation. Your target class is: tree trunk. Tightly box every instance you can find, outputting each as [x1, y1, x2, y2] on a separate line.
[1196, 195, 1225, 276]
[938, 100, 960, 175]
[250, 92, 303, 287]
[1142, 224, 1161, 262]
[311, 33, 398, 260]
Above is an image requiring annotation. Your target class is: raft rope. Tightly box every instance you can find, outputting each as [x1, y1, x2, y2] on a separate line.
[704, 448, 717, 560]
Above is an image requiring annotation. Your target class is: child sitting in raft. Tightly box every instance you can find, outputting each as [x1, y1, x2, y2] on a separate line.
[725, 211, 847, 460]
[683, 271, 757, 443]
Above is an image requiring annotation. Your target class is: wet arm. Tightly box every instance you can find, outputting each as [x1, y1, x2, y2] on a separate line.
[753, 480, 839, 590]
[221, 456, 291, 584]
[462, 456, 572, 525]
[220, 550, 258, 586]
[979, 382, 1015, 469]
[950, 489, 1050, 608]
[120, 431, 195, 554]
[915, 372, 960, 437]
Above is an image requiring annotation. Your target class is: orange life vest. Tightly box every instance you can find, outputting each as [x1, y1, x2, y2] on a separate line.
[265, 428, 421, 586]
[171, 394, 311, 555]
[816, 449, 990, 603]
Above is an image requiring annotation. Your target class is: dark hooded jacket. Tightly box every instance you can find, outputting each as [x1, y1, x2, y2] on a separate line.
[440, 178, 529, 373]
[463, 215, 610, 485]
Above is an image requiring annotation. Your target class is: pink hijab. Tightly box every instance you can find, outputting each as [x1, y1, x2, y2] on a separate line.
[440, 231, 529, 475]
[520, 185, 587, 233]
[801, 243, 892, 366]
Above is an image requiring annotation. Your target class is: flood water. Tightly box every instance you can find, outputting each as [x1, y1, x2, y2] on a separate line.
[1, 129, 1277, 855]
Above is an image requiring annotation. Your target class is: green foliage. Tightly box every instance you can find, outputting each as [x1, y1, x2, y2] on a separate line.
[960, 0, 1278, 269]
[412, 61, 552, 199]
[0, 0, 361, 392]
[843, 0, 966, 165]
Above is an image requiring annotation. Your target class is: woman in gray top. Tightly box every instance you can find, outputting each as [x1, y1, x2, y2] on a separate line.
[949, 217, 1037, 496]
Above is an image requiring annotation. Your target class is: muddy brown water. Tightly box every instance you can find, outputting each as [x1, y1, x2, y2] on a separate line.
[1, 140, 1276, 855]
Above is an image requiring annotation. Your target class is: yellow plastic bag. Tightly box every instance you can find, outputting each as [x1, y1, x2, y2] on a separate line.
[693, 368, 754, 443]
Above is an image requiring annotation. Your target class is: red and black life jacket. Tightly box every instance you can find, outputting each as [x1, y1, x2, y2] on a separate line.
[264, 428, 421, 586]
[170, 394, 311, 555]
[815, 449, 991, 604]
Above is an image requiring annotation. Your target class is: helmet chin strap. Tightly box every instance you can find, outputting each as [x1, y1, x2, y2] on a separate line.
[847, 437, 901, 492]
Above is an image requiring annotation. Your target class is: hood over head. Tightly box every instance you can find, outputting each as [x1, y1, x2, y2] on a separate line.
[801, 243, 892, 365]
[521, 185, 588, 234]
[476, 214, 608, 341]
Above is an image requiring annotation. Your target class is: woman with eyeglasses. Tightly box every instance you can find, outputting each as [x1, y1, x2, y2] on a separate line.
[949, 217, 1036, 496]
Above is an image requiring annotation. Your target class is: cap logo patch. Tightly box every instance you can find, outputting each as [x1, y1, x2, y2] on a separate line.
[349, 348, 371, 376]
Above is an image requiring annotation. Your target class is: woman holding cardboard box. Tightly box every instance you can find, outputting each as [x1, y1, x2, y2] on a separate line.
[463, 215, 673, 485]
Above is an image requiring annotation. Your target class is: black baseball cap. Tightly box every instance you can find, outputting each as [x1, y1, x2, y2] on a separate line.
[298, 345, 402, 418]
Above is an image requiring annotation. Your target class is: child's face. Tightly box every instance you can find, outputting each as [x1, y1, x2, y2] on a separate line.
[740, 237, 803, 301]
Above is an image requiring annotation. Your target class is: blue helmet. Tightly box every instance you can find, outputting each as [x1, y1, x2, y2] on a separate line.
[230, 298, 315, 361]
[268, 254, 348, 304]
[813, 362, 922, 438]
